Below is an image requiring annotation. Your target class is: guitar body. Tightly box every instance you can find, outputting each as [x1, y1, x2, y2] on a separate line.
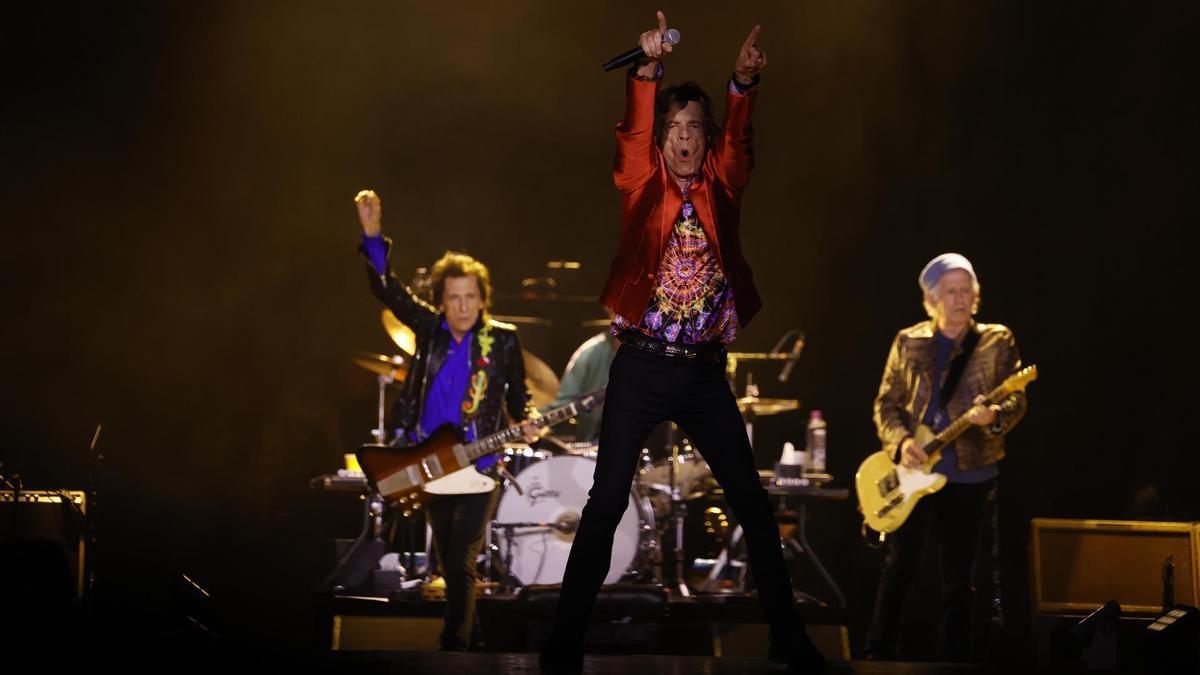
[358, 425, 473, 504]
[855, 425, 947, 534]
[355, 389, 608, 506]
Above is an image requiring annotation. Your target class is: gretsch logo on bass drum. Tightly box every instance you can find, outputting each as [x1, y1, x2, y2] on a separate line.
[525, 477, 560, 506]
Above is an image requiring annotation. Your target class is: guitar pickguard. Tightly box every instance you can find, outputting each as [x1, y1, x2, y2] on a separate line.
[424, 466, 496, 495]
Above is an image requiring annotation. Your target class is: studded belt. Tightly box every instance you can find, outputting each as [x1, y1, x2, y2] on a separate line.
[618, 330, 725, 364]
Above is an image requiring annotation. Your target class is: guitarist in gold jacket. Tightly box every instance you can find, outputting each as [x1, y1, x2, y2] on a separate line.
[866, 253, 1027, 662]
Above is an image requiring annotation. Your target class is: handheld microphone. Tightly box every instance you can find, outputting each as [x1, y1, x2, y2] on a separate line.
[778, 332, 806, 383]
[602, 29, 681, 72]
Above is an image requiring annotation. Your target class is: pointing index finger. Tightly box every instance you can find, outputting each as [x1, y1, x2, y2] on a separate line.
[657, 10, 667, 34]
[742, 25, 762, 52]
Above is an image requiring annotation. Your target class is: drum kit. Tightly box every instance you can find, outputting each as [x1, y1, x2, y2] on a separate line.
[342, 303, 815, 598]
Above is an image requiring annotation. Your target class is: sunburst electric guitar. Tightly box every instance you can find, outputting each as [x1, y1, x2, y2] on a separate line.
[855, 365, 1037, 534]
[358, 389, 605, 504]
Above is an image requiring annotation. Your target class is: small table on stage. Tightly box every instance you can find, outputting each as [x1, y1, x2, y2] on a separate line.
[764, 481, 850, 609]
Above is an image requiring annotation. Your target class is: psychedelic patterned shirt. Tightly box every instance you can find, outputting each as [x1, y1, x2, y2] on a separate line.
[613, 182, 739, 344]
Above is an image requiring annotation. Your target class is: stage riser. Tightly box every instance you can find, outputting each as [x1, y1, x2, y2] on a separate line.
[328, 611, 849, 660]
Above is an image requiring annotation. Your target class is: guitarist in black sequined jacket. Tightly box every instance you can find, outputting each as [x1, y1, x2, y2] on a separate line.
[361, 243, 536, 442]
[353, 189, 538, 651]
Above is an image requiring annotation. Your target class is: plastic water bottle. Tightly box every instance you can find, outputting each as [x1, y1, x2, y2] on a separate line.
[807, 410, 827, 474]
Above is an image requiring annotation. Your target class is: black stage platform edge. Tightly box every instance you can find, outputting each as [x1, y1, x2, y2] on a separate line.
[313, 589, 852, 656]
[318, 651, 1012, 675]
[313, 590, 848, 624]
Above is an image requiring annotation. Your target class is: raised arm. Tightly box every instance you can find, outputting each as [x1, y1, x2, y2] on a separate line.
[353, 189, 438, 333]
[712, 25, 767, 194]
[613, 11, 675, 192]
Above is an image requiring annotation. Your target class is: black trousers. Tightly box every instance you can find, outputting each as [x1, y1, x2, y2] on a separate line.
[549, 344, 801, 643]
[867, 478, 995, 661]
[425, 487, 499, 650]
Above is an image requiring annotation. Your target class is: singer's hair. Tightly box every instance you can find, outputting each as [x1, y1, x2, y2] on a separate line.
[654, 82, 719, 149]
[430, 251, 492, 313]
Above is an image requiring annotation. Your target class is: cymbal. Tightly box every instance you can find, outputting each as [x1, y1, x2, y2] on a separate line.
[350, 351, 409, 384]
[523, 350, 559, 409]
[736, 396, 801, 417]
[381, 310, 417, 356]
[581, 318, 612, 328]
[492, 314, 554, 327]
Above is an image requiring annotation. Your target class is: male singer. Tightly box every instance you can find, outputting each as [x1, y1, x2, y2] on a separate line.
[541, 11, 825, 674]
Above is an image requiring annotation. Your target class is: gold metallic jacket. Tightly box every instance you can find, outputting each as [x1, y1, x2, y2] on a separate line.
[873, 321, 1027, 471]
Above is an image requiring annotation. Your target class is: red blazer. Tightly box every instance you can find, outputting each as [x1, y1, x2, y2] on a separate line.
[599, 74, 763, 328]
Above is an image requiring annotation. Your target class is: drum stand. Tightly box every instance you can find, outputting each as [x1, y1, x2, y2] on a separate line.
[663, 424, 692, 597]
[488, 520, 539, 593]
[372, 366, 400, 444]
[697, 373, 762, 595]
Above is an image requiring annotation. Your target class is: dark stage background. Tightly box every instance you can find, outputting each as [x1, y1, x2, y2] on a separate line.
[2, 0, 1196, 661]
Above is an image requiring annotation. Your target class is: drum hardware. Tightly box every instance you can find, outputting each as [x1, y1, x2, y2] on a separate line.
[491, 454, 654, 588]
[697, 523, 749, 593]
[683, 332, 808, 596]
[324, 345, 405, 591]
[753, 480, 851, 607]
[541, 435, 599, 457]
[373, 362, 400, 445]
[647, 424, 700, 597]
[490, 518, 577, 593]
[724, 328, 806, 387]
[495, 463, 523, 495]
[492, 314, 555, 327]
[735, 395, 802, 417]
[348, 351, 408, 444]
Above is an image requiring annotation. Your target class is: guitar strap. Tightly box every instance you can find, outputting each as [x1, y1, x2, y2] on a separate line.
[938, 325, 981, 408]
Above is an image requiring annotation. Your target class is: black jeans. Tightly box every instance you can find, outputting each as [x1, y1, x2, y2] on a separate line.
[425, 487, 499, 650]
[548, 344, 801, 644]
[867, 478, 995, 661]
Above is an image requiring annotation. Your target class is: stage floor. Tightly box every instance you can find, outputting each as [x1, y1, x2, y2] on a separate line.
[321, 651, 996, 674]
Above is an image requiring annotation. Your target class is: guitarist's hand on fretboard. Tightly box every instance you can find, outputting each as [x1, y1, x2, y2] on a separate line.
[519, 419, 546, 444]
[900, 437, 926, 469]
[964, 394, 1001, 426]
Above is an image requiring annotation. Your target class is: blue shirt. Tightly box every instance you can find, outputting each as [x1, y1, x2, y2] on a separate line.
[362, 233, 389, 278]
[926, 331, 998, 484]
[416, 320, 475, 443]
[411, 322, 502, 471]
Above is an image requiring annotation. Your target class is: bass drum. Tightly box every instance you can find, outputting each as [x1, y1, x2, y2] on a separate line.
[494, 454, 653, 586]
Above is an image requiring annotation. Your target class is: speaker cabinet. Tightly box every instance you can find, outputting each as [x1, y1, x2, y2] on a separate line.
[1031, 518, 1200, 616]
[0, 490, 88, 602]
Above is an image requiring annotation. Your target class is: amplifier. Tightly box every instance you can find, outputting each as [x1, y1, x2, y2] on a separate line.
[0, 490, 88, 599]
[1031, 518, 1200, 616]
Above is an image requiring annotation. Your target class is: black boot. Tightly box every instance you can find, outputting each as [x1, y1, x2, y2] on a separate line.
[768, 619, 827, 674]
[539, 635, 583, 674]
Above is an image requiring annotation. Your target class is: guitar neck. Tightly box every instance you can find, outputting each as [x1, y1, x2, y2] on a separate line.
[925, 380, 1012, 453]
[458, 399, 588, 464]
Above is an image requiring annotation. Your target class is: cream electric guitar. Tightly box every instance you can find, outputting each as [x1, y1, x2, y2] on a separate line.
[855, 365, 1037, 534]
